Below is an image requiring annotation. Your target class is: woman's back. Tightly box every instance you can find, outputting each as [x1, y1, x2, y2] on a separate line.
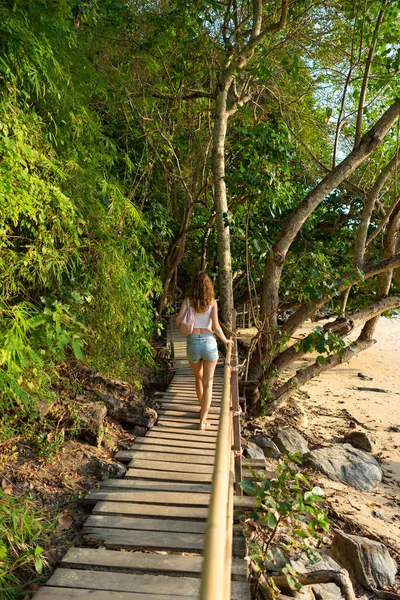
[189, 299, 213, 330]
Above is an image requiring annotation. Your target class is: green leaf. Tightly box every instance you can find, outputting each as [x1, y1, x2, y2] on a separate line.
[239, 480, 257, 495]
[267, 512, 278, 528]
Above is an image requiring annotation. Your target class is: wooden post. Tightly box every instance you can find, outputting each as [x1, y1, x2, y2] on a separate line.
[231, 309, 243, 494]
[169, 315, 175, 361]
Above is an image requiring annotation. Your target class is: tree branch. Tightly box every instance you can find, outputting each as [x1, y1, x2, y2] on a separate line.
[353, 1, 388, 148]
[283, 251, 400, 338]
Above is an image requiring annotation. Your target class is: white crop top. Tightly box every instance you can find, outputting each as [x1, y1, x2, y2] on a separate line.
[188, 299, 213, 330]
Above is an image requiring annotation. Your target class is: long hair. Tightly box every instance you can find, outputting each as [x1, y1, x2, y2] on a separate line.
[189, 272, 215, 313]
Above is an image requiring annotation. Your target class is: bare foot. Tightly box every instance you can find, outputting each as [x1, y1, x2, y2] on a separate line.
[199, 421, 210, 431]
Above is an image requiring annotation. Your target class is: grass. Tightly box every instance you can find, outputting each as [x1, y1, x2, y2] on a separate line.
[0, 489, 54, 599]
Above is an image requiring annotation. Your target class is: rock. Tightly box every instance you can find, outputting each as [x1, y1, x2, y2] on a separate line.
[88, 457, 127, 480]
[264, 546, 287, 572]
[253, 435, 281, 459]
[98, 393, 157, 428]
[372, 509, 389, 522]
[302, 444, 382, 492]
[132, 425, 147, 437]
[343, 430, 378, 453]
[273, 428, 309, 455]
[38, 398, 57, 418]
[358, 372, 373, 381]
[291, 551, 344, 599]
[244, 441, 265, 460]
[330, 531, 397, 590]
[387, 425, 400, 432]
[78, 404, 107, 445]
[102, 432, 119, 451]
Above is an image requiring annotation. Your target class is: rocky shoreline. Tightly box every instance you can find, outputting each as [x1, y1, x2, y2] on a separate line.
[239, 317, 400, 598]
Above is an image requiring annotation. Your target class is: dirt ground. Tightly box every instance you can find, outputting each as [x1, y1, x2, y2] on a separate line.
[239, 317, 400, 554]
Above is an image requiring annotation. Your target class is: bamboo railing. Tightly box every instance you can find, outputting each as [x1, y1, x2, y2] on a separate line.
[199, 344, 233, 600]
[199, 308, 244, 599]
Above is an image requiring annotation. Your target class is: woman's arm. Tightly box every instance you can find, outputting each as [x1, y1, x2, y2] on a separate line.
[176, 299, 187, 327]
[211, 300, 233, 346]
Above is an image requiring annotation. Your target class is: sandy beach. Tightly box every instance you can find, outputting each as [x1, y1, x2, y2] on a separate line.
[240, 317, 400, 552]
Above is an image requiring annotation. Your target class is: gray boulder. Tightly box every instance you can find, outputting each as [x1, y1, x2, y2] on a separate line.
[132, 425, 147, 437]
[89, 457, 127, 480]
[98, 393, 157, 428]
[273, 428, 309, 455]
[344, 430, 378, 453]
[302, 444, 382, 492]
[253, 435, 281, 459]
[331, 531, 397, 589]
[244, 441, 265, 460]
[78, 404, 107, 445]
[291, 552, 344, 599]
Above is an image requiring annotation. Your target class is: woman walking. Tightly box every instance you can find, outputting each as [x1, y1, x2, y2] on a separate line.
[176, 272, 233, 430]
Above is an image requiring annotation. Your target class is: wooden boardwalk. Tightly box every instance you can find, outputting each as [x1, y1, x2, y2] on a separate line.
[33, 329, 251, 599]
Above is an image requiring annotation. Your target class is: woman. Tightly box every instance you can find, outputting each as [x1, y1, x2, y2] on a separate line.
[176, 272, 233, 430]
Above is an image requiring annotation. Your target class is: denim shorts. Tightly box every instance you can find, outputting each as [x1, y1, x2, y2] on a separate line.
[187, 334, 218, 363]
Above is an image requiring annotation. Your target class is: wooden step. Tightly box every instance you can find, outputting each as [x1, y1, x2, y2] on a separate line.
[44, 569, 249, 600]
[84, 489, 211, 506]
[99, 480, 211, 494]
[92, 501, 209, 520]
[127, 451, 215, 466]
[83, 528, 245, 556]
[125, 468, 212, 483]
[84, 515, 206, 534]
[127, 458, 214, 474]
[60, 547, 247, 580]
[145, 430, 216, 444]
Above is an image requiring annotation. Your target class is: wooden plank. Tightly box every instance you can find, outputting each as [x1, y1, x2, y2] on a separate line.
[127, 451, 215, 465]
[157, 403, 220, 414]
[84, 515, 206, 534]
[93, 501, 208, 520]
[158, 410, 219, 421]
[46, 569, 248, 599]
[60, 547, 247, 581]
[34, 588, 198, 600]
[125, 468, 212, 483]
[83, 528, 245, 556]
[156, 420, 219, 432]
[128, 440, 215, 455]
[128, 458, 214, 474]
[85, 489, 211, 506]
[145, 431, 216, 444]
[99, 480, 211, 494]
[46, 569, 200, 596]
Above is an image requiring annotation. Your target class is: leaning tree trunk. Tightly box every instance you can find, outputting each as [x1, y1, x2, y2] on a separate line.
[212, 88, 233, 328]
[247, 99, 400, 386]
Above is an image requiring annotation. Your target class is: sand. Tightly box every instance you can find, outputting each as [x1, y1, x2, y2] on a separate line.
[240, 317, 400, 553]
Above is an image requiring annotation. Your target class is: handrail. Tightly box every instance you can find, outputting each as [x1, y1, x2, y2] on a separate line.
[199, 344, 232, 600]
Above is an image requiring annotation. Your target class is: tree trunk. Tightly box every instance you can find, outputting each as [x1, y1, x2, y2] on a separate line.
[247, 99, 400, 383]
[270, 337, 376, 408]
[360, 195, 400, 340]
[212, 88, 233, 328]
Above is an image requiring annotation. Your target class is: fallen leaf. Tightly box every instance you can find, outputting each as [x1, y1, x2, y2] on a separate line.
[57, 513, 73, 532]
[2, 479, 13, 495]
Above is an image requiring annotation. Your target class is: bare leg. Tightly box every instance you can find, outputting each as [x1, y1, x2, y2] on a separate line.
[189, 360, 203, 406]
[199, 360, 217, 430]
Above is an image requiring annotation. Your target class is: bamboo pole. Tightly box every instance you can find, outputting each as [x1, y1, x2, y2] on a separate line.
[199, 345, 232, 600]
